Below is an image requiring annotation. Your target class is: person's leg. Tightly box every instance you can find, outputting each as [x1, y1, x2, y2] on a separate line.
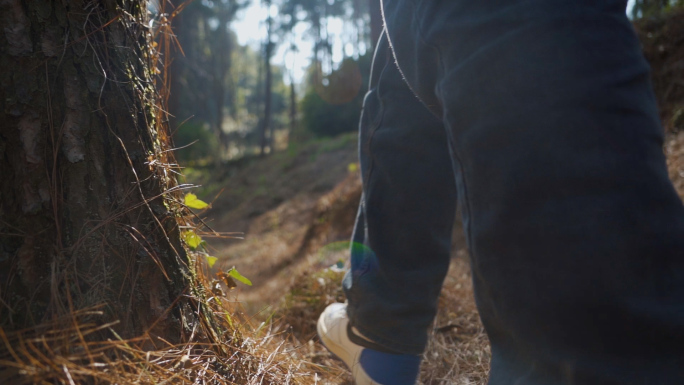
[342, 32, 457, 356]
[381, 0, 684, 383]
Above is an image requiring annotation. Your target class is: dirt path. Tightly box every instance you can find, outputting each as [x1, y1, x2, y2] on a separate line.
[190, 135, 360, 313]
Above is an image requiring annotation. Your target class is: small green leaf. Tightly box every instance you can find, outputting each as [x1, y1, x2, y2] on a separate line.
[184, 193, 209, 210]
[182, 230, 202, 249]
[228, 267, 252, 286]
[206, 256, 218, 268]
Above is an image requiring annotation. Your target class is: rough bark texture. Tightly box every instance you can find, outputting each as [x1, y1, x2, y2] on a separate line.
[0, 0, 193, 343]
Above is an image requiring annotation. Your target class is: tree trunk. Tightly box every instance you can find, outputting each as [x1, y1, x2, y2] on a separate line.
[289, 76, 297, 137]
[169, 5, 185, 135]
[260, 4, 273, 156]
[213, 38, 229, 154]
[212, 6, 236, 156]
[0, 0, 194, 343]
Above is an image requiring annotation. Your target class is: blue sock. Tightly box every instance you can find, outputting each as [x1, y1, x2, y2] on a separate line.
[359, 349, 421, 384]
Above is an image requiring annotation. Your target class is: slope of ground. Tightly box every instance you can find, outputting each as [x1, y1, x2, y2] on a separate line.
[184, 134, 360, 310]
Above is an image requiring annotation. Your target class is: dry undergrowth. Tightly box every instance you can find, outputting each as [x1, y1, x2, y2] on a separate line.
[277, 268, 353, 384]
[420, 255, 490, 385]
[0, 289, 312, 384]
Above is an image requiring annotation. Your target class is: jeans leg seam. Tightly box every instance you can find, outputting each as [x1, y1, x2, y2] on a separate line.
[363, 49, 390, 194]
[413, 0, 476, 259]
[350, 46, 388, 331]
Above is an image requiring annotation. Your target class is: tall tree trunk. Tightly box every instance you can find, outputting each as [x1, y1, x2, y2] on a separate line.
[289, 76, 297, 137]
[260, 3, 273, 156]
[0, 0, 195, 342]
[169, 7, 185, 135]
[212, 7, 235, 157]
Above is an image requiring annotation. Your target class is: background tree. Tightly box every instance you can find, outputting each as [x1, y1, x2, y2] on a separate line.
[169, 0, 244, 157]
[260, 0, 275, 155]
[211, 3, 240, 150]
[274, 0, 372, 140]
[289, 44, 299, 135]
[299, 55, 370, 137]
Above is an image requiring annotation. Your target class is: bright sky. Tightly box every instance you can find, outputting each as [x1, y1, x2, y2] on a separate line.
[232, 0, 637, 84]
[231, 2, 345, 84]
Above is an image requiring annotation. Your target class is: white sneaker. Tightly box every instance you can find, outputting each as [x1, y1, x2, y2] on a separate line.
[317, 303, 421, 385]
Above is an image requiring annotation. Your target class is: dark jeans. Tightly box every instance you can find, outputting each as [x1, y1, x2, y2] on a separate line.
[342, 0, 684, 383]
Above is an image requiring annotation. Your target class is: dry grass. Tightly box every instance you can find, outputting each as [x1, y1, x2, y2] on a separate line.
[277, 268, 353, 384]
[0, 296, 316, 385]
[420, 255, 490, 385]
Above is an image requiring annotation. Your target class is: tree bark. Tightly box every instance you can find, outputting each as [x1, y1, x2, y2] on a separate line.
[0, 0, 194, 343]
[260, 4, 273, 156]
[169, 6, 184, 136]
[212, 6, 235, 154]
[289, 75, 297, 137]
